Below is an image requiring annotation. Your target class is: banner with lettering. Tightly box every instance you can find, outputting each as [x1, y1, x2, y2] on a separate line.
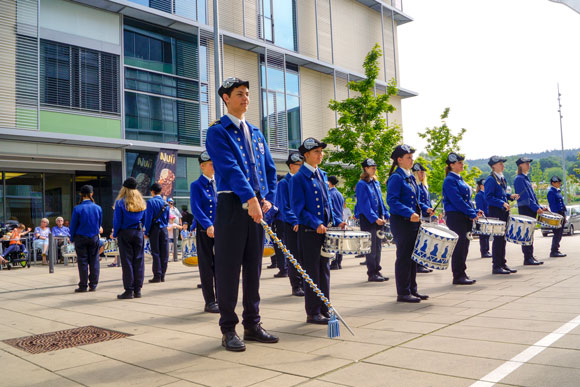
[130, 152, 156, 196]
[154, 149, 178, 198]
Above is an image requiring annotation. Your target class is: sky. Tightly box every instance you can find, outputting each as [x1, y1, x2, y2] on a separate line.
[398, 0, 580, 160]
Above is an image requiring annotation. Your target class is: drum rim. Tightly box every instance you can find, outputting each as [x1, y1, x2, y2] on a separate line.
[421, 224, 459, 240]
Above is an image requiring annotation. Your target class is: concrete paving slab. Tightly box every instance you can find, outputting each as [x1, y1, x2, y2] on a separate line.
[501, 362, 580, 387]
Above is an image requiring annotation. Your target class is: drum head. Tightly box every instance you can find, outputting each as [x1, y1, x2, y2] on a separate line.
[422, 224, 458, 240]
[510, 215, 536, 223]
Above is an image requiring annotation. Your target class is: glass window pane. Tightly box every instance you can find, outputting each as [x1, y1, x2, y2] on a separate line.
[198, 0, 207, 24]
[199, 44, 208, 82]
[286, 95, 301, 150]
[135, 33, 149, 60]
[0, 172, 3, 223]
[286, 71, 299, 95]
[5, 172, 43, 229]
[175, 0, 196, 19]
[267, 66, 284, 92]
[149, 38, 163, 63]
[44, 174, 73, 224]
[124, 30, 135, 57]
[273, 0, 297, 51]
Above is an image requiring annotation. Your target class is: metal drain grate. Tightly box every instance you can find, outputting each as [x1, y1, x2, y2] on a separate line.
[2, 326, 132, 354]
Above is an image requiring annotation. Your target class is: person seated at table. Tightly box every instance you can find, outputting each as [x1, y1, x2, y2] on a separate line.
[34, 218, 51, 265]
[52, 217, 71, 262]
[0, 224, 31, 264]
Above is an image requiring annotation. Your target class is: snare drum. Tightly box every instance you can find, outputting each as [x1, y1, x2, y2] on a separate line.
[144, 239, 152, 258]
[472, 218, 506, 236]
[506, 215, 536, 246]
[411, 224, 458, 270]
[322, 229, 372, 256]
[103, 239, 119, 256]
[537, 211, 564, 229]
[61, 243, 76, 258]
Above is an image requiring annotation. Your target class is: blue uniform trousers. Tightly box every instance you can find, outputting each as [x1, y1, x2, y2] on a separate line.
[391, 214, 419, 296]
[118, 228, 144, 292]
[446, 212, 471, 279]
[283, 221, 303, 291]
[298, 225, 330, 316]
[518, 206, 536, 260]
[273, 219, 287, 273]
[360, 214, 382, 277]
[196, 225, 217, 305]
[479, 235, 490, 256]
[74, 235, 100, 290]
[149, 223, 169, 280]
[552, 211, 566, 253]
[214, 193, 263, 333]
[489, 206, 509, 268]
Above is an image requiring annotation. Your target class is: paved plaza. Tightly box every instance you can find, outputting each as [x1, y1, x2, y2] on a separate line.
[1, 231, 580, 387]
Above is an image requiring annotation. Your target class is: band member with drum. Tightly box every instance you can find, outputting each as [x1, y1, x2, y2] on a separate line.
[547, 176, 567, 257]
[442, 153, 482, 285]
[475, 178, 492, 258]
[206, 77, 278, 352]
[514, 157, 545, 266]
[70, 185, 103, 293]
[387, 145, 433, 303]
[328, 175, 346, 271]
[484, 156, 519, 275]
[356, 159, 390, 282]
[412, 162, 434, 273]
[144, 183, 170, 283]
[114, 178, 147, 299]
[291, 137, 336, 324]
[190, 150, 219, 313]
[276, 152, 305, 296]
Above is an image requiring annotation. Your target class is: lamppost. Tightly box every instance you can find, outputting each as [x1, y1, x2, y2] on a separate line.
[557, 83, 568, 204]
[213, 0, 221, 118]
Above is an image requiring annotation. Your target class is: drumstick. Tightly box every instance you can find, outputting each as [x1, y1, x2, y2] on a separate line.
[260, 220, 355, 338]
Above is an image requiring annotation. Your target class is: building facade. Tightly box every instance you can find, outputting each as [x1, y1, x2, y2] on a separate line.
[0, 0, 415, 232]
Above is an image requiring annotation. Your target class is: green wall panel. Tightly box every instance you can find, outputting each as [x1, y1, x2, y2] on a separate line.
[40, 110, 121, 138]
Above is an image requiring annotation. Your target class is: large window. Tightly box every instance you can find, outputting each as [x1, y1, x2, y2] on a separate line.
[128, 0, 207, 24]
[260, 57, 301, 150]
[258, 0, 297, 51]
[40, 40, 120, 114]
[123, 19, 209, 146]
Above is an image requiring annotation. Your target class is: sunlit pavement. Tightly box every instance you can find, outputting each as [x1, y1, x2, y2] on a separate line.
[1, 231, 580, 386]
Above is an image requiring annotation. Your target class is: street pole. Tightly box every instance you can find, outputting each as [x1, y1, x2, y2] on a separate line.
[557, 83, 568, 204]
[213, 0, 221, 118]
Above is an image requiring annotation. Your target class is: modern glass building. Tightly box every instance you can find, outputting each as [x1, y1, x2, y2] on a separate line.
[0, 0, 415, 232]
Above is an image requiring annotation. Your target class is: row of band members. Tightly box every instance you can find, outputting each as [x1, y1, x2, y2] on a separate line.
[64, 77, 568, 352]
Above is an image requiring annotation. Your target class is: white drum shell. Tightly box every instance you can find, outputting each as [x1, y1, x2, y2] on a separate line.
[506, 215, 536, 246]
[538, 211, 564, 229]
[322, 230, 371, 255]
[412, 224, 458, 270]
[473, 218, 506, 236]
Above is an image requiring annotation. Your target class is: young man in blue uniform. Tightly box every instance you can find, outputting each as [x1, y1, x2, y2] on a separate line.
[411, 162, 433, 273]
[276, 152, 305, 296]
[189, 151, 219, 313]
[328, 175, 346, 270]
[144, 183, 170, 283]
[70, 185, 103, 293]
[547, 176, 567, 257]
[206, 77, 279, 352]
[513, 157, 546, 266]
[291, 137, 338, 324]
[475, 178, 491, 258]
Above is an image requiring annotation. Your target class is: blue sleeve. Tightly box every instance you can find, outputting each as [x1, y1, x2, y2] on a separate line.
[69, 208, 79, 239]
[144, 200, 153, 235]
[484, 178, 505, 209]
[113, 201, 122, 238]
[387, 175, 415, 218]
[444, 179, 477, 219]
[547, 189, 557, 212]
[280, 180, 298, 226]
[331, 191, 343, 225]
[291, 177, 321, 230]
[206, 125, 256, 204]
[379, 183, 390, 219]
[190, 183, 213, 230]
[98, 206, 103, 230]
[475, 193, 487, 216]
[514, 176, 537, 211]
[356, 182, 379, 224]
[261, 134, 277, 203]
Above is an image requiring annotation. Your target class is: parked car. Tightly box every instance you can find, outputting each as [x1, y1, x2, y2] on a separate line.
[541, 205, 580, 237]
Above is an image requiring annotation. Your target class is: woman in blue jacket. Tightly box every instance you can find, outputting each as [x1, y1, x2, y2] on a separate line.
[474, 178, 491, 258]
[387, 145, 432, 303]
[355, 158, 390, 282]
[412, 162, 433, 273]
[442, 153, 482, 285]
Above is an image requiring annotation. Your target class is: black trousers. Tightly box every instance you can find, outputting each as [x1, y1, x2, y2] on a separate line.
[479, 235, 490, 255]
[214, 193, 263, 333]
[518, 206, 536, 260]
[391, 214, 419, 296]
[298, 225, 329, 316]
[118, 229, 145, 292]
[74, 234, 100, 290]
[446, 211, 472, 279]
[196, 224, 216, 305]
[149, 223, 169, 280]
[489, 206, 509, 268]
[551, 211, 566, 253]
[360, 214, 382, 277]
[283, 221, 303, 291]
[273, 219, 287, 272]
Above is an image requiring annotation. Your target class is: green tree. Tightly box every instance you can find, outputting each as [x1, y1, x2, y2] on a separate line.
[417, 108, 481, 198]
[321, 43, 401, 197]
[544, 167, 563, 181]
[529, 160, 543, 183]
[539, 157, 561, 170]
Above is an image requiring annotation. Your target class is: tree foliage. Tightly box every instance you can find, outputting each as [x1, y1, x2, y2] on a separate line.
[321, 43, 401, 197]
[417, 108, 481, 198]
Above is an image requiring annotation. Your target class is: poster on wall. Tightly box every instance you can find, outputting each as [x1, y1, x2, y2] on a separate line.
[130, 153, 156, 196]
[154, 149, 178, 198]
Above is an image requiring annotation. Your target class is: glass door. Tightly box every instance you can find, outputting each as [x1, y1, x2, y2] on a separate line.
[4, 172, 43, 228]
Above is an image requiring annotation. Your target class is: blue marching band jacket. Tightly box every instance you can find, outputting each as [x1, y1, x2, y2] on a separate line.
[547, 186, 567, 214]
[329, 187, 345, 224]
[475, 190, 489, 217]
[290, 164, 336, 230]
[513, 174, 541, 212]
[190, 176, 217, 230]
[276, 173, 299, 227]
[144, 195, 169, 236]
[355, 179, 389, 223]
[484, 173, 512, 209]
[70, 200, 103, 239]
[418, 183, 431, 217]
[113, 199, 145, 238]
[442, 173, 477, 219]
[386, 168, 429, 218]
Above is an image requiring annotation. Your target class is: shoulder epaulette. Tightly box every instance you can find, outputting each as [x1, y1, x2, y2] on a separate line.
[209, 119, 221, 127]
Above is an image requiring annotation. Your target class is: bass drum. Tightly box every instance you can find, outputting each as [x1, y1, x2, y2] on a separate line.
[182, 235, 198, 267]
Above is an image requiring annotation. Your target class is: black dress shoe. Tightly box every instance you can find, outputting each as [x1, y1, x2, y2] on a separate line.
[453, 276, 476, 285]
[89, 287, 97, 292]
[273, 271, 288, 278]
[204, 302, 220, 313]
[503, 265, 517, 273]
[148, 278, 162, 283]
[492, 267, 511, 274]
[244, 323, 279, 343]
[117, 291, 134, 299]
[359, 261, 367, 265]
[267, 263, 277, 269]
[306, 314, 329, 324]
[134, 291, 142, 298]
[330, 263, 339, 270]
[368, 274, 385, 282]
[550, 251, 567, 257]
[222, 332, 246, 352]
[292, 288, 305, 297]
[523, 259, 542, 266]
[377, 272, 389, 281]
[417, 265, 432, 273]
[481, 253, 492, 258]
[338, 264, 342, 269]
[397, 294, 421, 303]
[197, 284, 202, 288]
[321, 311, 331, 319]
[74, 288, 88, 293]
[412, 292, 429, 300]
